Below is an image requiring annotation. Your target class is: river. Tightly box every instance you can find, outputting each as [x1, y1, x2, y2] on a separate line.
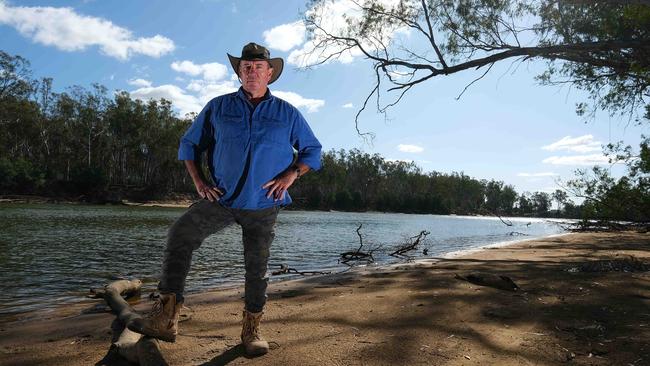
[0, 203, 566, 321]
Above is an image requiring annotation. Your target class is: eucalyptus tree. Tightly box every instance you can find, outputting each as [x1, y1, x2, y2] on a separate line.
[551, 188, 568, 213]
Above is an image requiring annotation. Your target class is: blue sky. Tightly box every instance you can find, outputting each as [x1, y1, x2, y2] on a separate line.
[1, 0, 646, 197]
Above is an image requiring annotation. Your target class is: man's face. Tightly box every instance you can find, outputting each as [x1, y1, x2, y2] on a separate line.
[239, 60, 273, 96]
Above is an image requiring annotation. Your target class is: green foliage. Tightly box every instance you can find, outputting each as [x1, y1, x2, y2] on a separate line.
[0, 50, 193, 199]
[290, 148, 559, 216]
[0, 50, 36, 100]
[334, 190, 354, 210]
[536, 2, 650, 120]
[0, 158, 45, 193]
[566, 137, 650, 222]
[70, 166, 108, 195]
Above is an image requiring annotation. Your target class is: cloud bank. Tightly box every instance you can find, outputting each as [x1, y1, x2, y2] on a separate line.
[542, 135, 602, 153]
[130, 59, 325, 115]
[0, 1, 175, 60]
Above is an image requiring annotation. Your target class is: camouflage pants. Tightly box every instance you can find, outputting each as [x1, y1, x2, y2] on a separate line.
[158, 200, 279, 313]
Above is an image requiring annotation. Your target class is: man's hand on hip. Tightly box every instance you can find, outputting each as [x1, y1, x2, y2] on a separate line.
[262, 169, 298, 201]
[194, 180, 223, 202]
[184, 160, 222, 202]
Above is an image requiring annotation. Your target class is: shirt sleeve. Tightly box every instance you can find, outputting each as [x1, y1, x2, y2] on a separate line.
[290, 109, 322, 171]
[178, 101, 214, 160]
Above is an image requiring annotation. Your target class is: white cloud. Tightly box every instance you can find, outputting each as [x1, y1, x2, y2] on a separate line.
[342, 103, 354, 108]
[286, 0, 409, 67]
[263, 21, 306, 52]
[397, 144, 424, 153]
[130, 60, 325, 116]
[0, 2, 174, 60]
[542, 154, 609, 166]
[274, 91, 325, 113]
[127, 78, 152, 88]
[130, 85, 202, 117]
[171, 61, 228, 81]
[542, 135, 602, 153]
[186, 78, 238, 105]
[517, 172, 559, 177]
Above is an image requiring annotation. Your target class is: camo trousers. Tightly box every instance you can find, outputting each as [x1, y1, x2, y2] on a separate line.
[157, 200, 280, 313]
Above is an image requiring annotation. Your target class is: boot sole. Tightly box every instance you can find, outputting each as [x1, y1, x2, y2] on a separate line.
[127, 320, 177, 343]
[244, 347, 269, 357]
[243, 342, 269, 356]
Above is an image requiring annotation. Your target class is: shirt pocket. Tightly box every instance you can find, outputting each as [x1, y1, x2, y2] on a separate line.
[257, 116, 290, 145]
[218, 114, 245, 141]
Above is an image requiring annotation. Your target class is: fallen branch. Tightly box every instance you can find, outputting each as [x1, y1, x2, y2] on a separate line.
[271, 264, 331, 276]
[390, 230, 430, 258]
[496, 213, 513, 227]
[339, 224, 380, 265]
[89, 279, 168, 365]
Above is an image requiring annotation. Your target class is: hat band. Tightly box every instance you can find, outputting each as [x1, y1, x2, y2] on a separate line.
[241, 53, 269, 60]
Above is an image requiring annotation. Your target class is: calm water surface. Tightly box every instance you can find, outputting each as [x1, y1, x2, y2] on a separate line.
[0, 203, 565, 321]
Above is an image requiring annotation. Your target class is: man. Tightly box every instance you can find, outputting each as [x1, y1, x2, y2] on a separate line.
[128, 42, 322, 356]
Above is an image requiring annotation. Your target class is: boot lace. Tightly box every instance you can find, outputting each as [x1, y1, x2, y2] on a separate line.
[243, 313, 261, 341]
[146, 294, 164, 319]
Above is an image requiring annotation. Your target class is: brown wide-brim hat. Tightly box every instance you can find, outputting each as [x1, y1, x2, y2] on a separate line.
[228, 42, 284, 84]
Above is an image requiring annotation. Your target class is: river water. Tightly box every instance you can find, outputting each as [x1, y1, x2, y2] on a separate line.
[0, 203, 566, 321]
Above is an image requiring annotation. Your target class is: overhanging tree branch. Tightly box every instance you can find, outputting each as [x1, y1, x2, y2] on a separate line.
[301, 1, 650, 136]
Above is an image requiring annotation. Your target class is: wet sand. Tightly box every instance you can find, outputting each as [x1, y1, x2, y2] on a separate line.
[0, 231, 648, 365]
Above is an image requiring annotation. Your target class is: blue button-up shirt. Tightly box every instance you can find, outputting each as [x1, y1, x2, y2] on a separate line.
[178, 87, 322, 209]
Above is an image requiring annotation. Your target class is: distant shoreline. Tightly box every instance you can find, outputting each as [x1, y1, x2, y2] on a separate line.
[0, 195, 567, 219]
[0, 195, 195, 208]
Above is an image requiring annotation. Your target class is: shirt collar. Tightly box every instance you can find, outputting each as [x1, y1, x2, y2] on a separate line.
[237, 87, 273, 102]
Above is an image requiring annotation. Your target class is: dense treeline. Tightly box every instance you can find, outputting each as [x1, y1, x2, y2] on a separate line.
[0, 51, 192, 200]
[0, 50, 577, 217]
[292, 149, 577, 217]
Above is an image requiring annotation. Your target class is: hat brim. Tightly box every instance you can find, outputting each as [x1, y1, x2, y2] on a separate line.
[228, 54, 284, 84]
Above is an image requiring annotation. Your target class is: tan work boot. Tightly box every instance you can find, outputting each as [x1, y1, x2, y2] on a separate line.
[241, 310, 269, 356]
[128, 293, 182, 342]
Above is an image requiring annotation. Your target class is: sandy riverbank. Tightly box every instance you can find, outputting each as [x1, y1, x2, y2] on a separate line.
[1, 232, 648, 366]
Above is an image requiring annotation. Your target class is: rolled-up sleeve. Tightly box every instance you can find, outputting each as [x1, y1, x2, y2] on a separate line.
[290, 110, 322, 171]
[178, 101, 214, 160]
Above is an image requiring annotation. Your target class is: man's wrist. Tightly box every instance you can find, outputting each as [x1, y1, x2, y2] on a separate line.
[292, 165, 301, 179]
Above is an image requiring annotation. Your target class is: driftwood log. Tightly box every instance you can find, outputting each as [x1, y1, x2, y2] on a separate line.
[89, 279, 168, 365]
